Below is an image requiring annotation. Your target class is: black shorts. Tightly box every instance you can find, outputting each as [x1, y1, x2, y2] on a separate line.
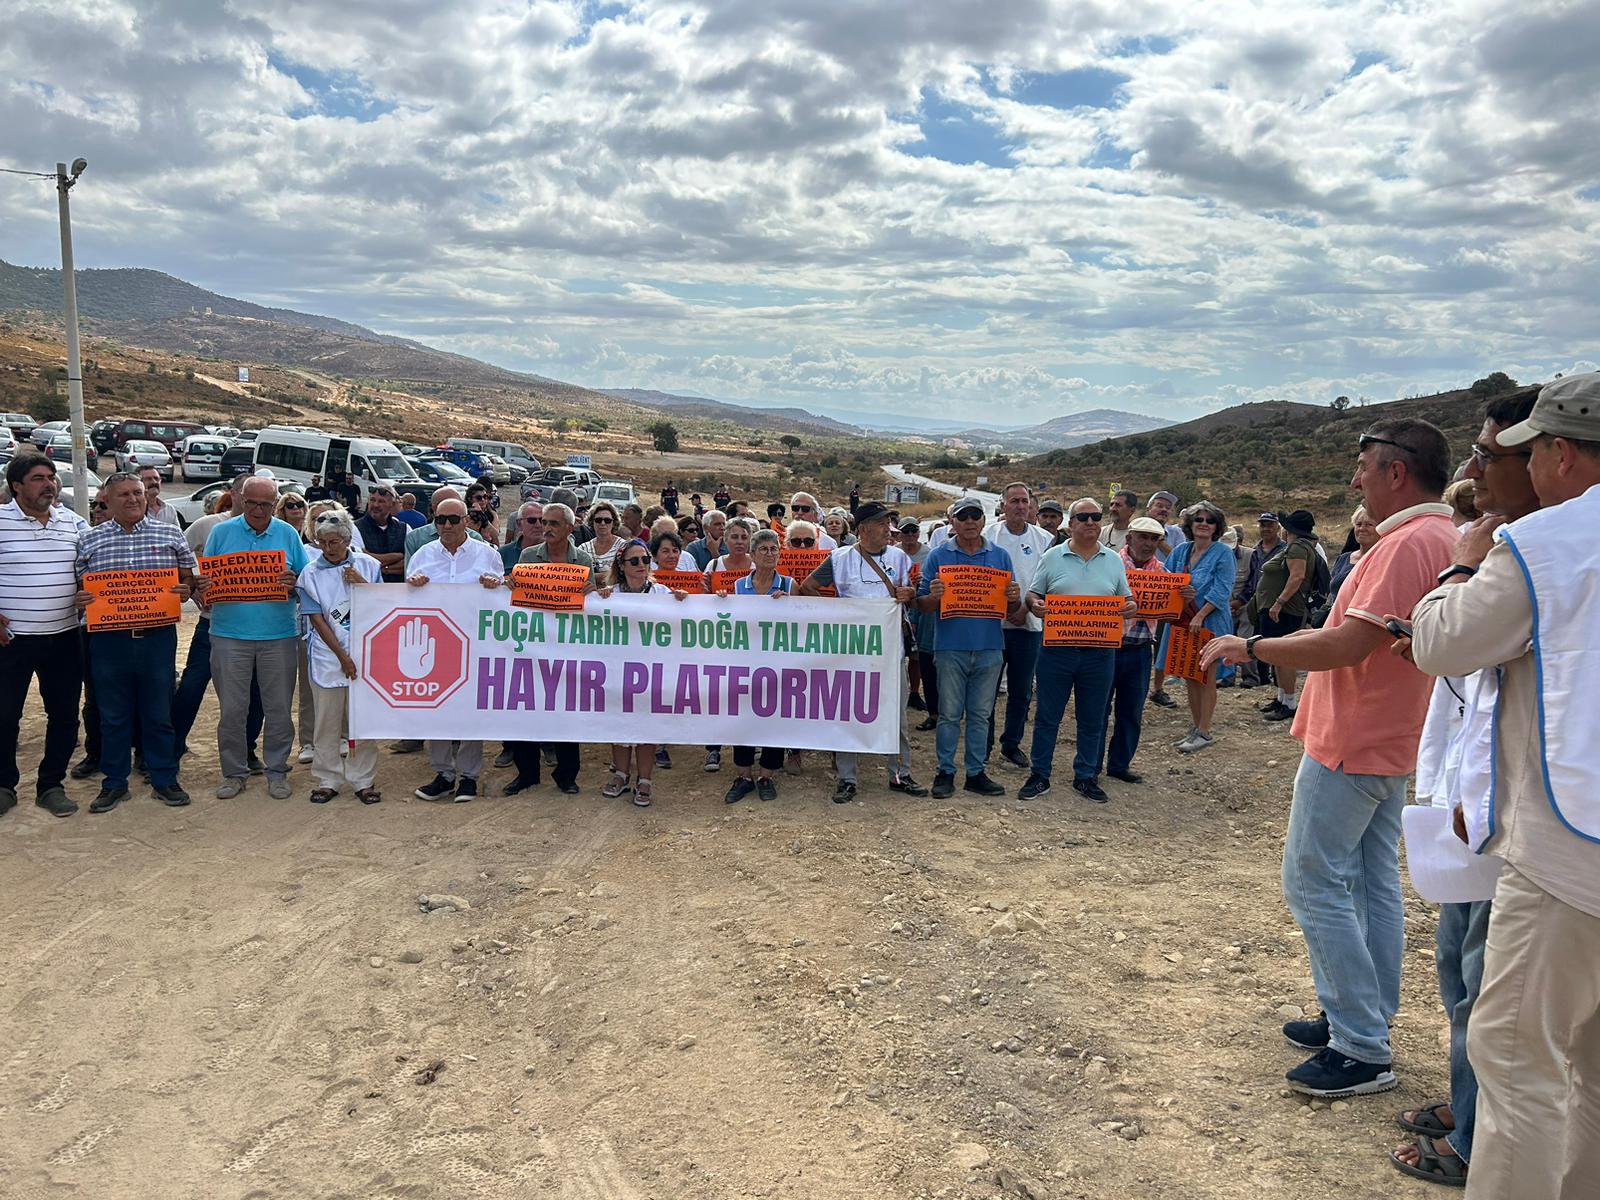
[1259, 610, 1305, 639]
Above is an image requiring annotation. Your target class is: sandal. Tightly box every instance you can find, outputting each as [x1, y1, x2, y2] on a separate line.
[309, 788, 336, 805]
[602, 771, 630, 799]
[356, 788, 382, 805]
[1396, 1104, 1454, 1137]
[632, 779, 653, 808]
[1389, 1135, 1467, 1187]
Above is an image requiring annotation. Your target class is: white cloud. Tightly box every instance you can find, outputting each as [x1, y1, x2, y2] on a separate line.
[0, 0, 1593, 427]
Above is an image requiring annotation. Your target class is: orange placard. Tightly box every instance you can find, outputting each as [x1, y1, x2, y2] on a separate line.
[199, 550, 288, 603]
[1127, 569, 1188, 620]
[1163, 625, 1215, 682]
[509, 562, 591, 611]
[777, 547, 830, 582]
[1042, 595, 1125, 647]
[651, 569, 707, 593]
[709, 568, 751, 595]
[937, 564, 1010, 620]
[83, 568, 181, 632]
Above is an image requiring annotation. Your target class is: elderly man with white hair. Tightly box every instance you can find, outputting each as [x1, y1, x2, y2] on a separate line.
[297, 506, 383, 804]
[200, 474, 308, 799]
[788, 493, 838, 550]
[407, 497, 506, 802]
[402, 485, 487, 568]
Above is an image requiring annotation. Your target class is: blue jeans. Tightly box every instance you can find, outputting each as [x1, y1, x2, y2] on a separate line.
[1282, 754, 1407, 1064]
[989, 627, 1042, 754]
[1437, 898, 1491, 1161]
[934, 649, 1004, 777]
[1028, 646, 1114, 782]
[1103, 641, 1153, 776]
[91, 626, 179, 791]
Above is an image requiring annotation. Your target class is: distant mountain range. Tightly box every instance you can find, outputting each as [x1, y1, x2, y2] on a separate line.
[949, 407, 1174, 451]
[599, 388, 865, 437]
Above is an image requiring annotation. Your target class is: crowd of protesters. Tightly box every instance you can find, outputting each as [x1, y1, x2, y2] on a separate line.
[3, 376, 1598, 1197]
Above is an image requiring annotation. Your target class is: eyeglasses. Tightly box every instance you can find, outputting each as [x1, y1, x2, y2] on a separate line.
[1359, 434, 1421, 456]
[1071, 511, 1103, 522]
[592, 516, 614, 525]
[621, 556, 650, 567]
[1470, 442, 1530, 467]
[790, 537, 816, 547]
[435, 514, 464, 525]
[242, 499, 275, 510]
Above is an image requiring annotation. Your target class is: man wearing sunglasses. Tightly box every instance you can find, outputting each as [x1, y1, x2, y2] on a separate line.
[402, 486, 487, 569]
[500, 500, 545, 572]
[983, 482, 1056, 771]
[788, 493, 838, 549]
[1201, 418, 1456, 1101]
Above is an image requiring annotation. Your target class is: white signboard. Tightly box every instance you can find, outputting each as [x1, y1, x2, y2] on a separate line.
[238, 367, 250, 383]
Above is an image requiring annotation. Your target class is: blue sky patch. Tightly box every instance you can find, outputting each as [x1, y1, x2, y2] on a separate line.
[1004, 67, 1130, 111]
[269, 52, 395, 121]
[1346, 51, 1388, 78]
[902, 88, 1015, 167]
[1111, 35, 1179, 58]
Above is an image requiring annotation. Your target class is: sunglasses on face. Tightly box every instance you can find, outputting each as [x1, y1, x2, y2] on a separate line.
[521, 515, 543, 524]
[953, 511, 984, 521]
[591, 516, 614, 525]
[1191, 515, 1219, 525]
[621, 556, 650, 568]
[434, 514, 464, 525]
[284, 501, 307, 510]
[790, 537, 816, 547]
[1071, 512, 1102, 522]
[792, 505, 813, 513]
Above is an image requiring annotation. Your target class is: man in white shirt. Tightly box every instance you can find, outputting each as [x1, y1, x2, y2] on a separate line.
[1100, 489, 1138, 550]
[406, 498, 506, 802]
[983, 482, 1056, 769]
[140, 465, 181, 526]
[0, 453, 88, 817]
[800, 501, 925, 803]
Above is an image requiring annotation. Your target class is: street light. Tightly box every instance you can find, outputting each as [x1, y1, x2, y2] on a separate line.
[56, 159, 89, 518]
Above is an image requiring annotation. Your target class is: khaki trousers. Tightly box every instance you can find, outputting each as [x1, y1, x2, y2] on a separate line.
[310, 682, 377, 791]
[1466, 864, 1600, 1200]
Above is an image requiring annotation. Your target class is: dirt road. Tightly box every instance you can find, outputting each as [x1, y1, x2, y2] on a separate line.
[1, 625, 1450, 1199]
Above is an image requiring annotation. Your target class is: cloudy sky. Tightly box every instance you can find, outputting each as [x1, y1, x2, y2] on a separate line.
[3, 1, 1597, 426]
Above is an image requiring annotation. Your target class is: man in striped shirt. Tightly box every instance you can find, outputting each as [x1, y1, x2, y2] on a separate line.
[0, 454, 88, 818]
[74, 471, 198, 813]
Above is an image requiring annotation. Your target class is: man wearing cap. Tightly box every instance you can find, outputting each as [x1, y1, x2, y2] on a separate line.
[1200, 418, 1457, 1099]
[801, 501, 927, 802]
[1233, 513, 1285, 689]
[1037, 499, 1066, 545]
[1146, 492, 1186, 554]
[1101, 490, 1139, 550]
[1103, 516, 1183, 784]
[1405, 373, 1600, 1200]
[1018, 498, 1135, 804]
[983, 483, 1056, 770]
[916, 499, 1023, 798]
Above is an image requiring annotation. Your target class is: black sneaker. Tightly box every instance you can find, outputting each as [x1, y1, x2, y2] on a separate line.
[37, 787, 79, 817]
[247, 753, 267, 775]
[907, 693, 926, 711]
[89, 786, 129, 814]
[390, 740, 423, 754]
[558, 781, 580, 795]
[914, 716, 938, 732]
[889, 774, 928, 796]
[415, 774, 455, 801]
[724, 777, 756, 805]
[1150, 691, 1177, 709]
[1259, 698, 1285, 715]
[930, 771, 956, 799]
[964, 772, 1006, 797]
[756, 777, 777, 803]
[1018, 773, 1051, 801]
[703, 749, 722, 773]
[655, 748, 673, 769]
[1286, 1048, 1397, 1098]
[1072, 777, 1109, 804]
[1283, 1013, 1331, 1050]
[1107, 768, 1143, 784]
[998, 745, 1030, 770]
[493, 748, 516, 769]
[153, 783, 191, 807]
[70, 756, 100, 780]
[832, 780, 857, 805]
[453, 777, 478, 803]
[1265, 704, 1297, 723]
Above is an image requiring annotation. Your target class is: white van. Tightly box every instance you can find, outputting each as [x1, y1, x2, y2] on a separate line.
[445, 437, 541, 475]
[252, 426, 422, 505]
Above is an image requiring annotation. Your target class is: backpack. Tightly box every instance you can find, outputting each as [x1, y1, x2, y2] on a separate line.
[1305, 543, 1334, 625]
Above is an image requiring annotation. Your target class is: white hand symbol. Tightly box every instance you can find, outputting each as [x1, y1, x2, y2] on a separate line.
[396, 616, 436, 679]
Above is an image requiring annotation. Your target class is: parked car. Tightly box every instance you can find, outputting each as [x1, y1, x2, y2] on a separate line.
[213, 425, 241, 440]
[421, 446, 495, 480]
[220, 443, 257, 478]
[253, 426, 423, 508]
[445, 437, 542, 476]
[406, 456, 476, 487]
[0, 426, 17, 460]
[235, 429, 259, 444]
[592, 481, 638, 508]
[169, 477, 300, 528]
[395, 443, 427, 457]
[1, 412, 39, 440]
[90, 419, 122, 456]
[520, 466, 604, 503]
[115, 439, 175, 480]
[47, 432, 76, 464]
[179, 434, 230, 481]
[54, 465, 102, 512]
[506, 462, 529, 485]
[478, 454, 514, 485]
[110, 419, 207, 452]
[31, 420, 71, 449]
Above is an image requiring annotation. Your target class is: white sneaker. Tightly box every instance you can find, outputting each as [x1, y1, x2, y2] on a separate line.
[1178, 731, 1215, 754]
[298, 744, 315, 764]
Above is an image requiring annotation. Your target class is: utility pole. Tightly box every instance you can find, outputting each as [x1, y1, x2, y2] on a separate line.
[56, 159, 89, 518]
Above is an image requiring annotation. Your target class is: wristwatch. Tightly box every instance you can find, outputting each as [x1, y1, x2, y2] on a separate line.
[1437, 564, 1478, 585]
[1245, 634, 1265, 660]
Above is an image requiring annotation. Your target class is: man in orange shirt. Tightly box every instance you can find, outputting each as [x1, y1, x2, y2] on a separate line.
[1204, 418, 1458, 1098]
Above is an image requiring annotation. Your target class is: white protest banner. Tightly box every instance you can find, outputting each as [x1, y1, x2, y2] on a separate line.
[348, 585, 902, 753]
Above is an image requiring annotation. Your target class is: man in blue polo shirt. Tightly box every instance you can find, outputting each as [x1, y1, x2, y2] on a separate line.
[199, 475, 308, 799]
[916, 497, 1023, 799]
[1020, 497, 1134, 804]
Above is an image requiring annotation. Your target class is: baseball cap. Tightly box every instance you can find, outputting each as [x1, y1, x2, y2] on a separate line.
[1037, 499, 1065, 514]
[1498, 373, 1600, 446]
[1128, 517, 1165, 535]
[854, 500, 892, 524]
[897, 517, 920, 532]
[947, 498, 986, 518]
[1258, 512, 1280, 524]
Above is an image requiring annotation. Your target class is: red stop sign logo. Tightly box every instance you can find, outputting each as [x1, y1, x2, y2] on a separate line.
[362, 608, 471, 709]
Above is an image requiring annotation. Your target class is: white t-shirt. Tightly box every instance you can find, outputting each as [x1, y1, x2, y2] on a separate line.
[983, 520, 1055, 632]
[408, 537, 505, 583]
[297, 551, 383, 688]
[826, 543, 912, 599]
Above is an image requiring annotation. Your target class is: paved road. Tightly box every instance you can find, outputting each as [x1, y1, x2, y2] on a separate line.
[880, 464, 1002, 513]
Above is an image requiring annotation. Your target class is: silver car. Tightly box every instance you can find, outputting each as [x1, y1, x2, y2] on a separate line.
[115, 439, 174, 480]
